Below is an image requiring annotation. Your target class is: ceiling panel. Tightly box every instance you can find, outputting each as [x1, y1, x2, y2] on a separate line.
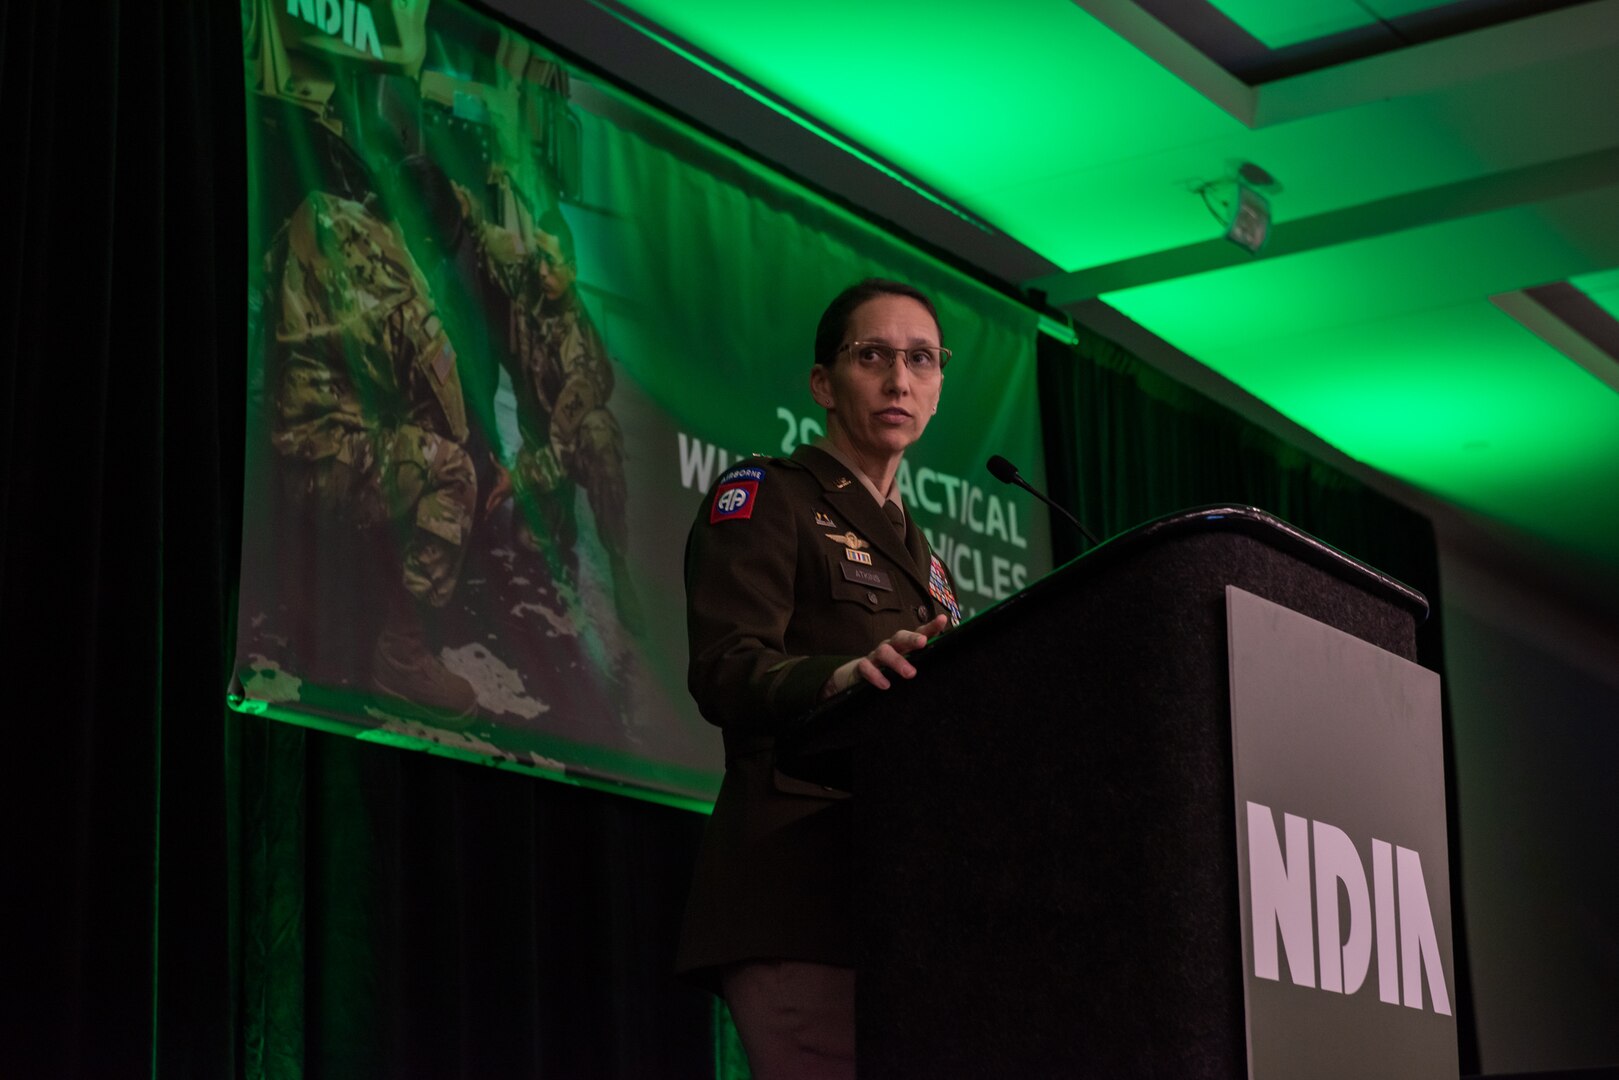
[1102, 206, 1619, 557]
[1207, 0, 1384, 48]
[1137, 0, 1593, 82]
[1102, 202, 1612, 349]
[612, 0, 1237, 219]
[608, 0, 1619, 566]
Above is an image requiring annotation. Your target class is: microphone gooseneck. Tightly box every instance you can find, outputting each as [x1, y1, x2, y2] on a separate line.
[984, 456, 1100, 549]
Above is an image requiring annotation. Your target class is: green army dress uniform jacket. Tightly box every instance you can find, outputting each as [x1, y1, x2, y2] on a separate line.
[675, 444, 958, 987]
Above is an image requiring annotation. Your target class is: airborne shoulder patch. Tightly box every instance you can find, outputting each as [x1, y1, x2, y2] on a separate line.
[710, 465, 765, 524]
[718, 465, 766, 485]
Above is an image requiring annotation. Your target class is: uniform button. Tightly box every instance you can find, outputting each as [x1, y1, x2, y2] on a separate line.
[917, 604, 929, 620]
[866, 591, 879, 605]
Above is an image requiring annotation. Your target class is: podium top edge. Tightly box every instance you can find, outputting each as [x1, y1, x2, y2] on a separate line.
[781, 505, 1428, 763]
[1069, 504, 1430, 621]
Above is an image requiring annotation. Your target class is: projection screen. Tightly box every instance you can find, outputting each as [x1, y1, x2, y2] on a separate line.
[230, 0, 1051, 807]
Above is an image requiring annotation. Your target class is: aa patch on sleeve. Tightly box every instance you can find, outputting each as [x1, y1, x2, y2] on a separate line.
[709, 464, 766, 523]
[710, 479, 759, 523]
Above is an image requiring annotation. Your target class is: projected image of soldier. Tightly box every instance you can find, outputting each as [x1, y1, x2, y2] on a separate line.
[250, 0, 485, 723]
[353, 15, 644, 634]
[269, 199, 479, 718]
[507, 208, 641, 631]
[404, 148, 641, 634]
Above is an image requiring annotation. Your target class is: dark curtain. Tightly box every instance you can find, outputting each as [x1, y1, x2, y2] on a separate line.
[5, 0, 242, 1074]
[1038, 329, 1440, 614]
[1039, 326, 1480, 1073]
[5, 3, 713, 1077]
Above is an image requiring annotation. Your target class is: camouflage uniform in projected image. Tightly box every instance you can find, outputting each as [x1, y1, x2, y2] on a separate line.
[251, 0, 484, 721]
[513, 209, 639, 629]
[383, 29, 640, 630]
[428, 165, 640, 631]
[269, 193, 480, 719]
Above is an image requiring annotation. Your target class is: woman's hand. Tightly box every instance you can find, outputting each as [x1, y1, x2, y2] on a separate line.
[822, 614, 951, 697]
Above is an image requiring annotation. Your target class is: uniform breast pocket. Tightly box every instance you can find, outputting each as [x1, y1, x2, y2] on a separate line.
[825, 550, 903, 613]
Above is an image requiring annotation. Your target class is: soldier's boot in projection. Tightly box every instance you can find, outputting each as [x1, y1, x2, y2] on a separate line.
[371, 585, 479, 725]
[368, 426, 479, 722]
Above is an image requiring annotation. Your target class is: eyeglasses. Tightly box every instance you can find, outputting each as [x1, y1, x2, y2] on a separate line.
[838, 340, 950, 378]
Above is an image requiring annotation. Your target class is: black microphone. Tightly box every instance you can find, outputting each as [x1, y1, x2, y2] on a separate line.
[986, 455, 1100, 549]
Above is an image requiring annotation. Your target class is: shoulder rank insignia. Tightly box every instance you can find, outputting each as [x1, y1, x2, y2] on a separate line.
[824, 531, 868, 551]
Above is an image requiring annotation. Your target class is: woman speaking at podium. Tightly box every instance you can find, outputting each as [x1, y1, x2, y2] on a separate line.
[676, 279, 962, 1078]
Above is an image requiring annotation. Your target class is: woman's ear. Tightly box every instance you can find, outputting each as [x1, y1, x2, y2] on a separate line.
[809, 364, 832, 410]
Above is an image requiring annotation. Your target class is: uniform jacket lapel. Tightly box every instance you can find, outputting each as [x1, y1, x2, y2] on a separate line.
[904, 509, 934, 581]
[794, 446, 929, 596]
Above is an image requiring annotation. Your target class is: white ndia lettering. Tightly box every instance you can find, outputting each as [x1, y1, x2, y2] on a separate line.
[351, 1, 382, 59]
[1246, 803, 1451, 1014]
[1372, 839, 1400, 1005]
[1246, 801, 1315, 987]
[1312, 820, 1371, 994]
[1396, 845, 1452, 1015]
[286, 0, 382, 60]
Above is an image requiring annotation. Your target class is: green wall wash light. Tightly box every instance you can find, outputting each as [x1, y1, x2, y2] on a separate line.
[613, 0, 1235, 266]
[587, 0, 992, 231]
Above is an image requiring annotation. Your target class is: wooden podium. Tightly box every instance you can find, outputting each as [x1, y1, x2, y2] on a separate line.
[778, 506, 1432, 1079]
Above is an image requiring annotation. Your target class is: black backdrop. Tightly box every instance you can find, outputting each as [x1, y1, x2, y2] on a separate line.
[2, 1, 1474, 1076]
[4, 3, 713, 1077]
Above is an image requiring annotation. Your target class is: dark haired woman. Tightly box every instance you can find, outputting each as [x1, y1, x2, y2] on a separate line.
[676, 279, 962, 1078]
